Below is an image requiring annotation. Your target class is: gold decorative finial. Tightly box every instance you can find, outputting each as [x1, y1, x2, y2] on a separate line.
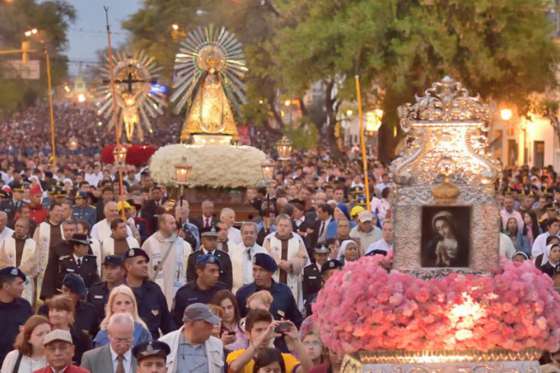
[431, 156, 460, 203]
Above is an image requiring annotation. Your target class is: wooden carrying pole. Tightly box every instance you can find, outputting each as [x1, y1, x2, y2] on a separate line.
[45, 46, 57, 165]
[355, 75, 371, 211]
[104, 6, 126, 218]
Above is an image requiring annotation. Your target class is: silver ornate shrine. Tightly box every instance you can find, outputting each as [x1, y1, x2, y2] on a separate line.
[390, 76, 501, 275]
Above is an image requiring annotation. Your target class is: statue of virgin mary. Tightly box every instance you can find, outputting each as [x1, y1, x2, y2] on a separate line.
[171, 25, 248, 145]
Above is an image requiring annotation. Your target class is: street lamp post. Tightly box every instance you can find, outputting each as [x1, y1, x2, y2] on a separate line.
[174, 157, 192, 228]
[260, 157, 276, 216]
[365, 109, 384, 158]
[44, 44, 56, 164]
[275, 136, 292, 181]
[23, 28, 57, 165]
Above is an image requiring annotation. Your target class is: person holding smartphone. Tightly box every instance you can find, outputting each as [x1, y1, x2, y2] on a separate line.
[226, 309, 312, 373]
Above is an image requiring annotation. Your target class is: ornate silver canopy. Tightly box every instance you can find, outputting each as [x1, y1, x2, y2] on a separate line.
[391, 76, 501, 189]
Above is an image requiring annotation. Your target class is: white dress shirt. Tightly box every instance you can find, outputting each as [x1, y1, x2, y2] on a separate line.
[227, 227, 242, 245]
[0, 227, 14, 244]
[110, 346, 133, 373]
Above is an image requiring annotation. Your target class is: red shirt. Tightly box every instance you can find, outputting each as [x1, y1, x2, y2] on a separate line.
[29, 204, 48, 224]
[34, 365, 90, 373]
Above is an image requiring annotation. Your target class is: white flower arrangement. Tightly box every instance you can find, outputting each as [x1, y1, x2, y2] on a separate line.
[149, 143, 268, 188]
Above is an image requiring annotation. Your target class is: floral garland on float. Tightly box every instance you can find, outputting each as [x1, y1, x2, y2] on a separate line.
[148, 143, 266, 188]
[313, 256, 560, 356]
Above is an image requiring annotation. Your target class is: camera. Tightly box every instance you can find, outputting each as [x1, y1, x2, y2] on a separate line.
[274, 321, 291, 333]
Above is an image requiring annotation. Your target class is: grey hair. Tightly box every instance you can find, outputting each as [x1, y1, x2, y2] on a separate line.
[107, 312, 134, 331]
[220, 207, 235, 219]
[240, 221, 258, 232]
[275, 213, 291, 225]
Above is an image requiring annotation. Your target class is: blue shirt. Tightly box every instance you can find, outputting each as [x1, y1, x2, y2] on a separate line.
[236, 281, 303, 327]
[93, 321, 152, 347]
[177, 333, 209, 373]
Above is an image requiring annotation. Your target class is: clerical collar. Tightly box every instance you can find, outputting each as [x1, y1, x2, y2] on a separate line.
[12, 233, 27, 240]
[275, 232, 293, 241]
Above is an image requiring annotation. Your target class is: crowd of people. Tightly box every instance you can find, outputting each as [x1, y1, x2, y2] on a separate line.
[0, 101, 560, 372]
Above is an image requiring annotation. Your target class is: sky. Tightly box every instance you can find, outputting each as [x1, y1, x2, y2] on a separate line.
[64, 0, 142, 75]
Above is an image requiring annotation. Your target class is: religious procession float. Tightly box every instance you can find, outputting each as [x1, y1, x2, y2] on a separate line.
[313, 77, 560, 372]
[148, 25, 266, 217]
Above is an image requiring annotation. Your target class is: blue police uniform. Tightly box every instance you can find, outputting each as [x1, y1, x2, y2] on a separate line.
[171, 281, 228, 326]
[72, 206, 97, 227]
[236, 280, 303, 328]
[128, 280, 176, 339]
[87, 281, 110, 323]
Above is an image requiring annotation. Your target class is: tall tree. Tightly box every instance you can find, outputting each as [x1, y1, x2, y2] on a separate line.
[0, 0, 75, 115]
[271, 0, 560, 161]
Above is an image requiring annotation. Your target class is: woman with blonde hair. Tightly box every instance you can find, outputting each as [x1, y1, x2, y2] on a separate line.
[1, 315, 51, 373]
[92, 284, 151, 347]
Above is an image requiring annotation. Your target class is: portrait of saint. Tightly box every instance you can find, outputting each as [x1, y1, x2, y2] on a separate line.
[421, 206, 471, 267]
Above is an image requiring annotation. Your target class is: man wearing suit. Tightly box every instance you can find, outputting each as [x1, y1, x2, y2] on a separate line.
[81, 313, 137, 373]
[140, 185, 165, 235]
[192, 199, 217, 233]
[308, 204, 337, 258]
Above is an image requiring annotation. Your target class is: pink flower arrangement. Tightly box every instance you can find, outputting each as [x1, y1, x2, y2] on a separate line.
[312, 257, 560, 354]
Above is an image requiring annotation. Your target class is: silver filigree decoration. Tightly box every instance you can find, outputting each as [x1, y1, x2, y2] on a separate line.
[391, 76, 501, 187]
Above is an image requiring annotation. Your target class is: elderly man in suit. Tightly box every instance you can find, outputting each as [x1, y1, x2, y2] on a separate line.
[81, 313, 138, 373]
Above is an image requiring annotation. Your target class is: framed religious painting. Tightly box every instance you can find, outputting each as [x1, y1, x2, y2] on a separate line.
[420, 206, 472, 268]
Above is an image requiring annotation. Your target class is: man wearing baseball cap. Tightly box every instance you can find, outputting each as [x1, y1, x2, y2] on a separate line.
[123, 248, 175, 339]
[172, 253, 228, 325]
[159, 303, 224, 373]
[72, 191, 96, 228]
[0, 267, 33, 364]
[349, 210, 382, 254]
[34, 329, 88, 373]
[87, 255, 125, 322]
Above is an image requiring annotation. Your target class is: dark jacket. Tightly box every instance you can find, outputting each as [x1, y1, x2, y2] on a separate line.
[186, 249, 232, 290]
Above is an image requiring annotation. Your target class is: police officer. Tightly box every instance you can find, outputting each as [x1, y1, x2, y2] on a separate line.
[72, 191, 96, 228]
[87, 255, 125, 323]
[186, 227, 233, 289]
[173, 253, 227, 325]
[0, 267, 33, 364]
[321, 259, 343, 283]
[302, 244, 330, 315]
[58, 233, 100, 289]
[133, 341, 170, 373]
[38, 273, 99, 338]
[236, 253, 303, 327]
[123, 248, 175, 339]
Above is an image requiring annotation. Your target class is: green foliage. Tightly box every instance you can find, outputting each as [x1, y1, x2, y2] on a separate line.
[270, 0, 560, 159]
[283, 122, 318, 150]
[124, 0, 560, 158]
[0, 0, 75, 116]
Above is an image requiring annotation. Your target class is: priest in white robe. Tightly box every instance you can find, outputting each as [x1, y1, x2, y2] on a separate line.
[142, 213, 192, 308]
[0, 217, 37, 303]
